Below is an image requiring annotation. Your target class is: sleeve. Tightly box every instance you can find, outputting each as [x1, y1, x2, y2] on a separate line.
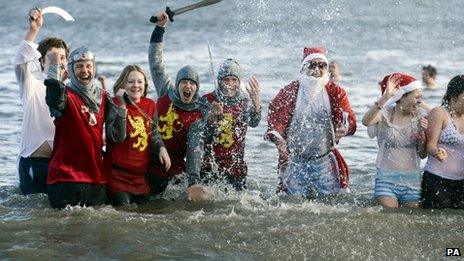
[337, 88, 357, 136]
[245, 99, 262, 128]
[150, 113, 166, 160]
[186, 119, 207, 187]
[12, 40, 41, 66]
[148, 26, 174, 98]
[105, 95, 127, 143]
[367, 124, 378, 138]
[13, 40, 43, 101]
[46, 64, 62, 81]
[45, 78, 68, 117]
[197, 96, 218, 143]
[265, 87, 292, 142]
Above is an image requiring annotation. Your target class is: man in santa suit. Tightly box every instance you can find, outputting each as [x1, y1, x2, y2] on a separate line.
[265, 47, 357, 198]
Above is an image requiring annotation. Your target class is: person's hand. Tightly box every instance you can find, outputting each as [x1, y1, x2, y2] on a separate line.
[158, 146, 171, 171]
[97, 75, 106, 90]
[187, 184, 206, 202]
[419, 117, 428, 131]
[115, 88, 127, 107]
[209, 101, 223, 124]
[46, 52, 67, 80]
[334, 123, 346, 143]
[432, 147, 448, 162]
[383, 74, 402, 99]
[46, 52, 60, 65]
[155, 11, 169, 27]
[246, 76, 261, 111]
[29, 8, 43, 31]
[277, 139, 289, 163]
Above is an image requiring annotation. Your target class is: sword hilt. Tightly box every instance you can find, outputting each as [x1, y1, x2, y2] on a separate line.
[29, 6, 41, 21]
[149, 6, 175, 23]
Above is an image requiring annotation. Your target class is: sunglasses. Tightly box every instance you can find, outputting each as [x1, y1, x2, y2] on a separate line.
[308, 61, 328, 70]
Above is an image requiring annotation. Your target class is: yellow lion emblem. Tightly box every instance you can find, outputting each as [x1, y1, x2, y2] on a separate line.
[128, 115, 148, 152]
[158, 103, 183, 140]
[219, 113, 234, 148]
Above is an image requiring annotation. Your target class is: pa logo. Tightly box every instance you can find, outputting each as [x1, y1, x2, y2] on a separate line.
[446, 248, 461, 256]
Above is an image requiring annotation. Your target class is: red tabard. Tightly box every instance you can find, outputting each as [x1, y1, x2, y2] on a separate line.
[202, 92, 248, 177]
[105, 97, 156, 195]
[149, 95, 202, 179]
[47, 89, 107, 185]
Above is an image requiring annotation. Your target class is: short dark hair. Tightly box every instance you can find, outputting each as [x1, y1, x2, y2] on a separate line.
[422, 64, 437, 78]
[442, 75, 464, 109]
[37, 37, 70, 70]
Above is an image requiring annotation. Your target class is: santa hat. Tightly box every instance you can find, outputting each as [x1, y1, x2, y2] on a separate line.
[300, 47, 328, 72]
[380, 73, 423, 109]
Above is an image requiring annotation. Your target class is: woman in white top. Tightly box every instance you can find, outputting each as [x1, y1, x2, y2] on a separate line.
[422, 75, 464, 209]
[12, 8, 69, 195]
[362, 73, 429, 208]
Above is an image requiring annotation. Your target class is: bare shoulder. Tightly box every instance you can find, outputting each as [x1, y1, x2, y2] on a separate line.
[429, 106, 447, 118]
[428, 106, 448, 126]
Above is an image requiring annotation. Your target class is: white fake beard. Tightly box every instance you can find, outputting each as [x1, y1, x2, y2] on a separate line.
[298, 72, 329, 103]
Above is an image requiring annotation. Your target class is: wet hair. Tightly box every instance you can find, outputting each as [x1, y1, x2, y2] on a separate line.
[37, 37, 70, 70]
[113, 65, 149, 97]
[442, 75, 464, 109]
[422, 64, 437, 78]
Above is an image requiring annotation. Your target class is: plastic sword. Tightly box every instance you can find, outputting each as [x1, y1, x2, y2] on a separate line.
[150, 0, 223, 23]
[31, 6, 75, 22]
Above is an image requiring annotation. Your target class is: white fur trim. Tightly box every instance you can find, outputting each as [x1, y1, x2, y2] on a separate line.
[401, 80, 423, 92]
[302, 53, 328, 64]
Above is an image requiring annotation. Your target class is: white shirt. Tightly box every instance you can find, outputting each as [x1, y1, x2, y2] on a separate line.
[12, 40, 55, 157]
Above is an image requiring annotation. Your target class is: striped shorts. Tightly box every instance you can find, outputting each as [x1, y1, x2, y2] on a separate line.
[374, 178, 421, 203]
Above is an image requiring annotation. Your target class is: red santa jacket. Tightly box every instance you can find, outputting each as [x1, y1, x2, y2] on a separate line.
[150, 94, 203, 179]
[265, 80, 356, 188]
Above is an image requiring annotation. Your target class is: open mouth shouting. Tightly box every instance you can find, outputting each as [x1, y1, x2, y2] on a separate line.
[181, 89, 193, 103]
[178, 79, 197, 104]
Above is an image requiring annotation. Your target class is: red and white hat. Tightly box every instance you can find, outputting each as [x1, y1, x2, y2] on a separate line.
[380, 73, 423, 109]
[300, 47, 328, 72]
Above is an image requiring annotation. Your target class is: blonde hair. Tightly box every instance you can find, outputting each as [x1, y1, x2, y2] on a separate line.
[113, 65, 149, 97]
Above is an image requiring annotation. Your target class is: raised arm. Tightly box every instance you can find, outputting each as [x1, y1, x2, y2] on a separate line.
[362, 74, 400, 126]
[148, 11, 174, 98]
[13, 8, 44, 101]
[245, 76, 262, 127]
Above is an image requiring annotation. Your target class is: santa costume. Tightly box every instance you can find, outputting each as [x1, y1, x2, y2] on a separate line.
[265, 47, 356, 197]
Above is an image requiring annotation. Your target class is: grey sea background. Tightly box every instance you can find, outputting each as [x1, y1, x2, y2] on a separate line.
[1, 0, 464, 259]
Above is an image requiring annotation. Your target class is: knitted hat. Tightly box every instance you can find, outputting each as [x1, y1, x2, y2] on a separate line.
[217, 58, 241, 84]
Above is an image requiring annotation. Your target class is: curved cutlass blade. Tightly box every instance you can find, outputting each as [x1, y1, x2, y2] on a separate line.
[41, 6, 75, 22]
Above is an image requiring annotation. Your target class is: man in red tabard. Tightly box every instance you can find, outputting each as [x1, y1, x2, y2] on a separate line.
[188, 59, 262, 192]
[147, 11, 205, 199]
[45, 47, 127, 209]
[265, 47, 356, 198]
